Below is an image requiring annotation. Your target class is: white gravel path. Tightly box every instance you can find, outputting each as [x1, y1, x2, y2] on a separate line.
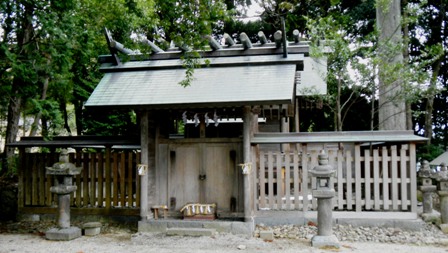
[1, 230, 447, 253]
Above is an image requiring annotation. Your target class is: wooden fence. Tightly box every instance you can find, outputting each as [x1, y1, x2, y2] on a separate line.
[18, 149, 141, 216]
[256, 143, 417, 213]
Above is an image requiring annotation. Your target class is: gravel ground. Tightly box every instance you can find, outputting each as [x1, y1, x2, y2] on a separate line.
[1, 220, 448, 253]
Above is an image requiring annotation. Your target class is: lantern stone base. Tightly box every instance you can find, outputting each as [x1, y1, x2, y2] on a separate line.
[421, 211, 440, 224]
[439, 224, 448, 234]
[45, 227, 81, 241]
[311, 234, 340, 249]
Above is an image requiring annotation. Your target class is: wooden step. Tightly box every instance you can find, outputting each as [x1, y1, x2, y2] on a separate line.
[166, 227, 216, 237]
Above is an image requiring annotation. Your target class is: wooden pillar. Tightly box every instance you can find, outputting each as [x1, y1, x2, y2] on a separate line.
[140, 111, 151, 219]
[243, 106, 253, 222]
[295, 97, 300, 133]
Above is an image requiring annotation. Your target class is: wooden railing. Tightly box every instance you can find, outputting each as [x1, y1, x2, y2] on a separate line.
[18, 149, 141, 216]
[255, 143, 418, 213]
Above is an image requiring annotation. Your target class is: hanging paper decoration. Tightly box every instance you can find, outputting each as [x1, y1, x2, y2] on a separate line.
[194, 113, 199, 127]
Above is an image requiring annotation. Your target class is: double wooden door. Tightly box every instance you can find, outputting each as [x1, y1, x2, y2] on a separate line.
[166, 142, 242, 213]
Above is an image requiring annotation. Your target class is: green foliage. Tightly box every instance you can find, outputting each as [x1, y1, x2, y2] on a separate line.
[82, 109, 139, 136]
[417, 144, 444, 163]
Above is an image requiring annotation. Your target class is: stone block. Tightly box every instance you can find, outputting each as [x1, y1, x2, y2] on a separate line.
[259, 230, 274, 241]
[231, 222, 253, 235]
[45, 227, 81, 241]
[311, 235, 340, 249]
[440, 224, 448, 234]
[83, 222, 102, 236]
[138, 220, 167, 233]
[166, 228, 216, 237]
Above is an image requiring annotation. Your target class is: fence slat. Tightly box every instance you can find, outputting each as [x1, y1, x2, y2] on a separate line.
[285, 153, 291, 209]
[301, 145, 309, 211]
[268, 151, 274, 209]
[120, 153, 126, 206]
[98, 153, 104, 207]
[128, 152, 134, 207]
[355, 145, 362, 212]
[410, 144, 417, 212]
[259, 152, 266, 208]
[90, 153, 96, 207]
[75, 151, 82, 207]
[346, 150, 353, 210]
[31, 155, 38, 206]
[391, 146, 398, 210]
[105, 148, 112, 209]
[310, 150, 318, 210]
[293, 151, 300, 210]
[337, 150, 344, 210]
[136, 152, 141, 207]
[382, 146, 390, 210]
[276, 152, 282, 209]
[400, 146, 408, 210]
[364, 149, 371, 210]
[38, 154, 46, 206]
[373, 149, 380, 210]
[113, 152, 119, 206]
[83, 153, 90, 207]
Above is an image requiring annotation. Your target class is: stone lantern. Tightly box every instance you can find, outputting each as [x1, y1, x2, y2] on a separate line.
[418, 160, 438, 221]
[437, 163, 448, 226]
[45, 149, 82, 241]
[309, 151, 339, 248]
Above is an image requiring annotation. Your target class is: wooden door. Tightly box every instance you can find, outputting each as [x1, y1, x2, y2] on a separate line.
[168, 142, 241, 212]
[202, 143, 238, 211]
[168, 144, 201, 210]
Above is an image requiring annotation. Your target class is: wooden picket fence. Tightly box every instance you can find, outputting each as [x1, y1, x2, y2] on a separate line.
[256, 143, 418, 213]
[18, 149, 141, 216]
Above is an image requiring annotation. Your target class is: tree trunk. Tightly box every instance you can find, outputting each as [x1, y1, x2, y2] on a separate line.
[1, 1, 35, 175]
[60, 100, 72, 135]
[376, 0, 406, 130]
[425, 59, 442, 144]
[402, 0, 413, 131]
[29, 77, 49, 137]
[336, 77, 342, 131]
[1, 94, 22, 175]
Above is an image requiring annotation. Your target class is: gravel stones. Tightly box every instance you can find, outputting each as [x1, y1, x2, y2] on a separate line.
[254, 222, 448, 246]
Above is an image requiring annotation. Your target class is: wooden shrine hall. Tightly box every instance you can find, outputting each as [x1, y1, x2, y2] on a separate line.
[84, 28, 426, 234]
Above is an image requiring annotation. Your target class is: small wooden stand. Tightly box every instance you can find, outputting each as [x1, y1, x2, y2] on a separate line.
[151, 205, 168, 220]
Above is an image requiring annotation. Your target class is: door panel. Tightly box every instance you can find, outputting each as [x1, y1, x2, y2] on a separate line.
[203, 144, 236, 211]
[167, 142, 241, 213]
[169, 145, 200, 210]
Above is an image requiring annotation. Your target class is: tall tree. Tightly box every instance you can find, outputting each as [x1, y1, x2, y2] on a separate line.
[376, 0, 407, 130]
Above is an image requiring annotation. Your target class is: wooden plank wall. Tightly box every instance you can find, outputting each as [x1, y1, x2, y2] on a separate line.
[256, 143, 417, 213]
[19, 150, 141, 215]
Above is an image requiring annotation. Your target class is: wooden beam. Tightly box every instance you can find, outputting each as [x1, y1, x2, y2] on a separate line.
[293, 29, 300, 43]
[206, 35, 222, 51]
[243, 106, 253, 222]
[104, 28, 121, 65]
[109, 40, 137, 55]
[174, 41, 191, 52]
[140, 111, 150, 219]
[239, 32, 252, 50]
[141, 38, 164, 53]
[223, 33, 235, 46]
[274, 30, 282, 49]
[257, 31, 268, 45]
